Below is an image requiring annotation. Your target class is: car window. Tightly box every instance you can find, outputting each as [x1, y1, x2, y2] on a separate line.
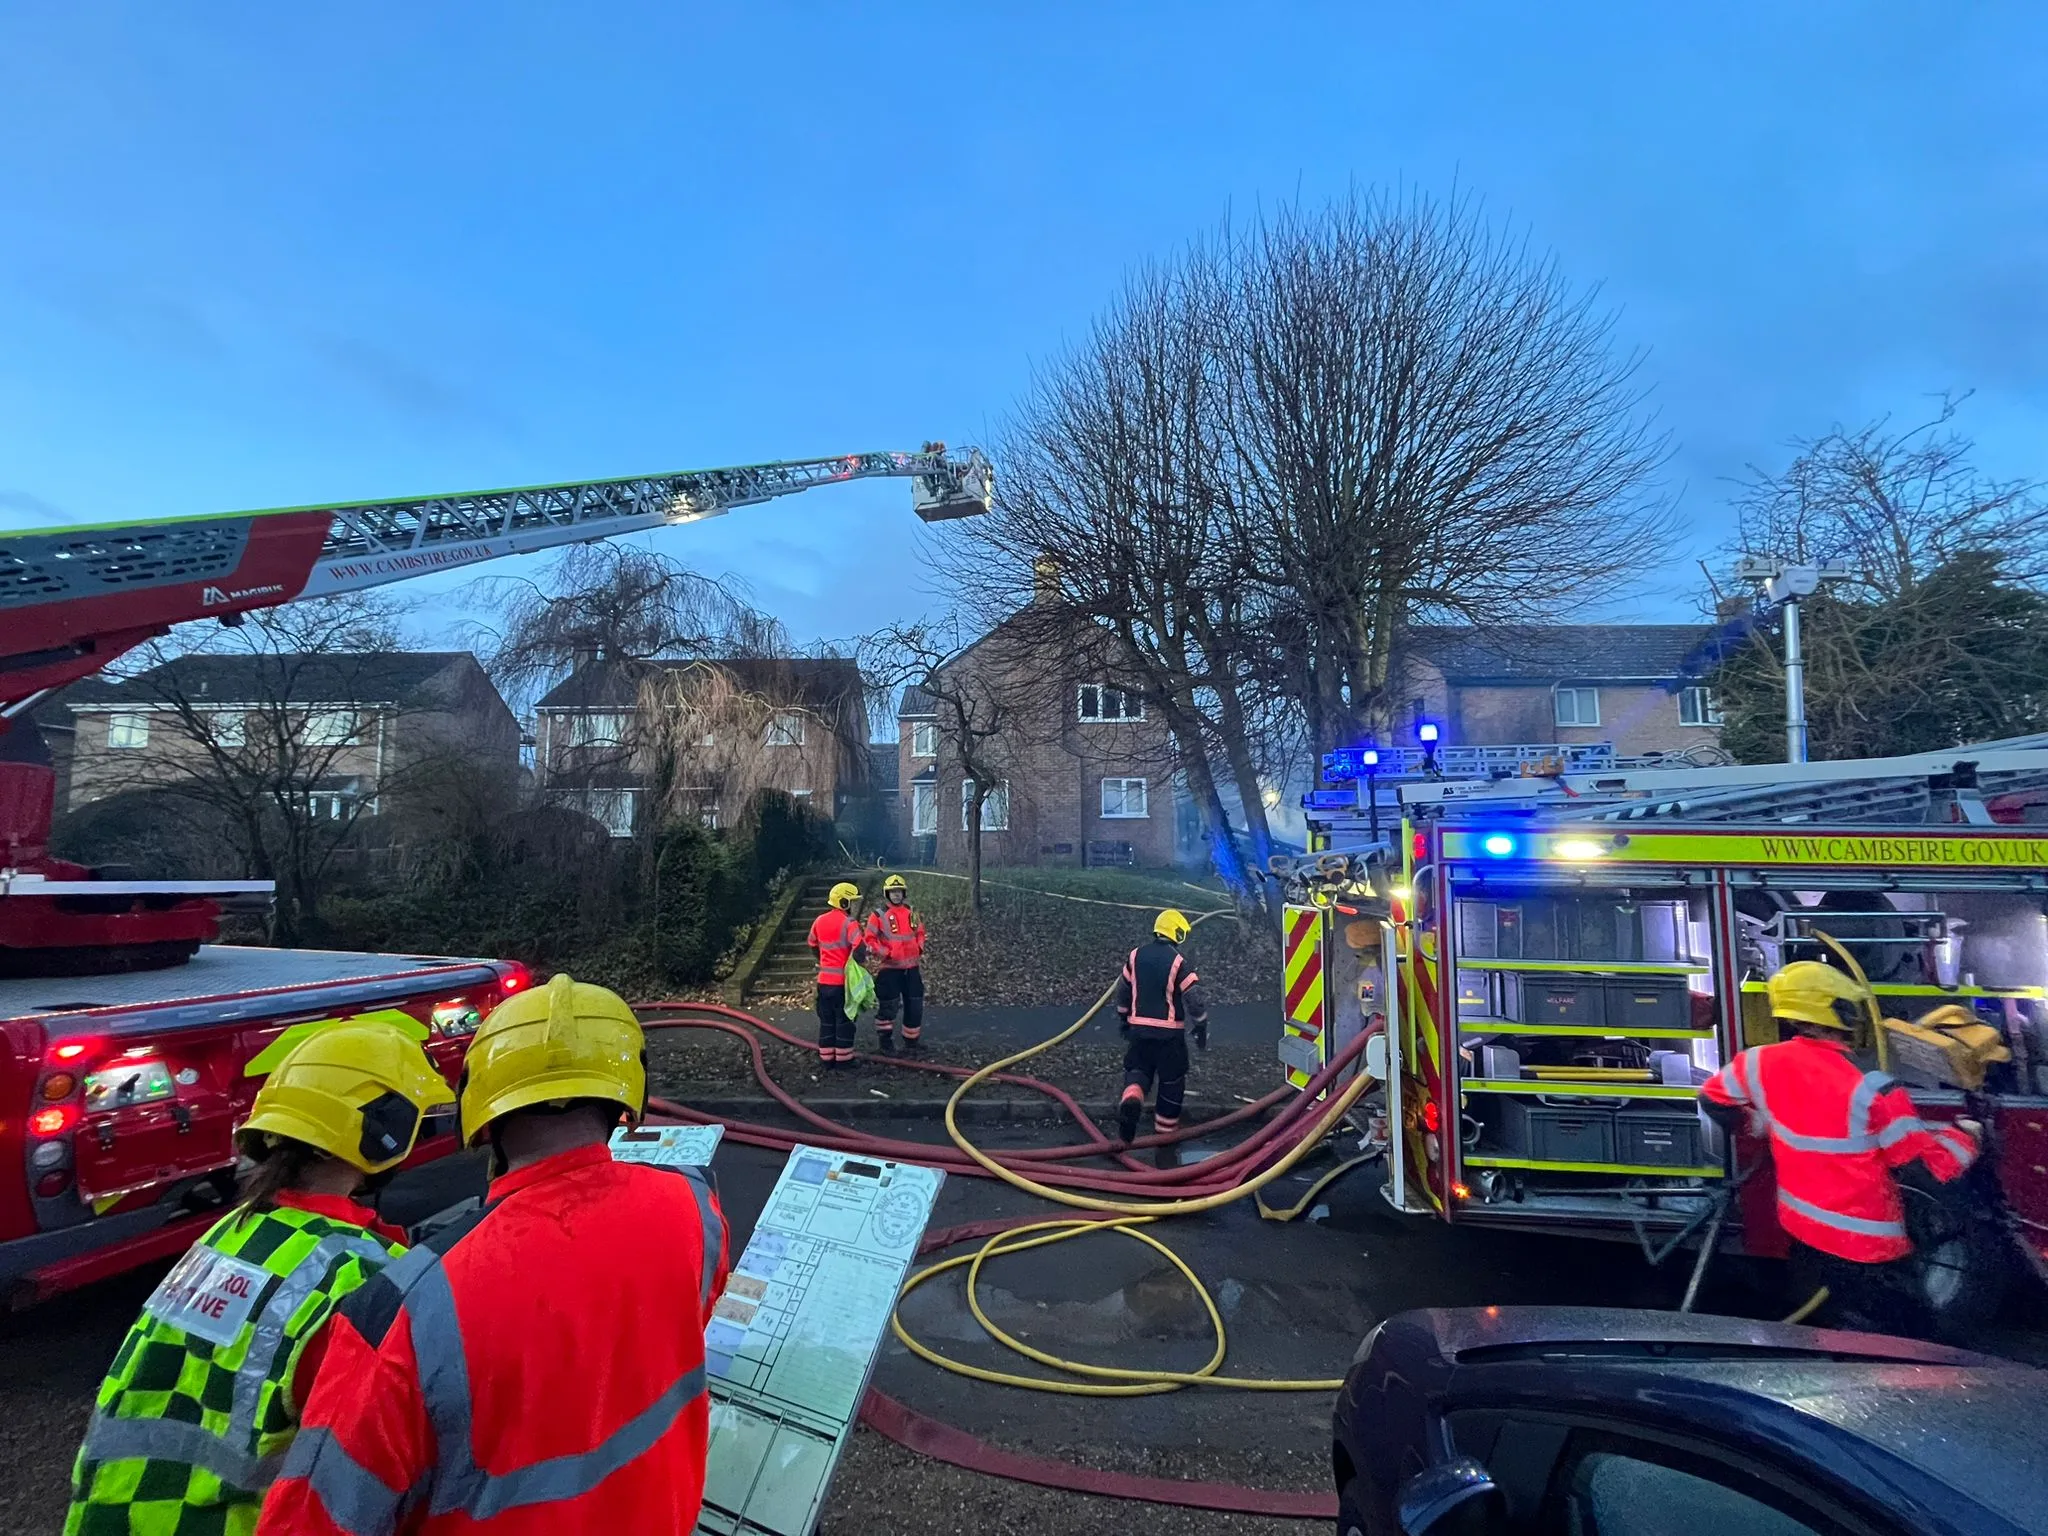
[1560, 1449, 1828, 1536]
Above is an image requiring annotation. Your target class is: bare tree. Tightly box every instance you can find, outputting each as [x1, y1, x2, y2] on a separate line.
[468, 543, 790, 706]
[861, 618, 1022, 914]
[68, 595, 432, 943]
[1728, 394, 2048, 598]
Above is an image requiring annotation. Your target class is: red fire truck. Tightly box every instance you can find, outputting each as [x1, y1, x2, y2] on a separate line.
[0, 445, 992, 1304]
[1281, 741, 2048, 1333]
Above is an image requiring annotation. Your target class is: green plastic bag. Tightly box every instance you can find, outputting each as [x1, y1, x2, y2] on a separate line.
[844, 960, 876, 1019]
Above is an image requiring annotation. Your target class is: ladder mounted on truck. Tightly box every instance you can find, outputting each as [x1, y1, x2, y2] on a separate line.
[0, 444, 994, 713]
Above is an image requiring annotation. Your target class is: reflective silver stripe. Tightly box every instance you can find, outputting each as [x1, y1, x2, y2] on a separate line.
[1736, 1048, 1766, 1118]
[1748, 1048, 1878, 1154]
[280, 1425, 414, 1535]
[1778, 1189, 1908, 1239]
[393, 1244, 710, 1518]
[1875, 1115, 1933, 1149]
[1847, 1071, 1896, 1139]
[234, 1231, 395, 1441]
[81, 1410, 281, 1491]
[680, 1168, 725, 1308]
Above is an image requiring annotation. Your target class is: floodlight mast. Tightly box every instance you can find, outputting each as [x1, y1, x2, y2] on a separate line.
[1733, 555, 1855, 764]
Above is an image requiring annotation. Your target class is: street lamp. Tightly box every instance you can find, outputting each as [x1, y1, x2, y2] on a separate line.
[1733, 557, 1854, 764]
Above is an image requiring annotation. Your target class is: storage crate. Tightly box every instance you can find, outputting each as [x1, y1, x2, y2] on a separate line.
[1615, 1108, 1707, 1167]
[1602, 978, 1692, 1032]
[1455, 969, 1492, 1019]
[1497, 973, 1606, 1027]
[1492, 1096, 1616, 1162]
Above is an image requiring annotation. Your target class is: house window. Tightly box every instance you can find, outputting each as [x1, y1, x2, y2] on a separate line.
[106, 712, 150, 750]
[1553, 686, 1600, 727]
[1101, 777, 1150, 819]
[568, 712, 631, 747]
[307, 792, 346, 821]
[1679, 686, 1723, 727]
[911, 781, 938, 837]
[910, 722, 938, 758]
[700, 805, 720, 830]
[584, 789, 637, 838]
[302, 709, 358, 747]
[211, 710, 245, 748]
[961, 778, 1011, 832]
[1077, 685, 1143, 723]
[791, 788, 813, 801]
[765, 712, 805, 748]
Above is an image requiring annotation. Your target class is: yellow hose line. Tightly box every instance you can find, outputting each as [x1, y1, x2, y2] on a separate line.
[888, 908, 1357, 1394]
[1781, 1285, 1831, 1325]
[1253, 1154, 1379, 1223]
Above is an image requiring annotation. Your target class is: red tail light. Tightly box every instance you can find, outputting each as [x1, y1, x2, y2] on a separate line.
[48, 1039, 99, 1064]
[497, 963, 532, 998]
[1411, 831, 1428, 864]
[1421, 1098, 1441, 1135]
[31, 1104, 78, 1137]
[35, 1169, 73, 1199]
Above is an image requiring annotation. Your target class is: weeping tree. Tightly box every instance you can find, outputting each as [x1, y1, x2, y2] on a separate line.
[941, 191, 1670, 904]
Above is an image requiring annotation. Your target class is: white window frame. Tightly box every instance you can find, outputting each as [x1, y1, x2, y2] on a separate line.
[210, 710, 245, 748]
[1553, 686, 1600, 727]
[1077, 684, 1144, 723]
[911, 781, 938, 837]
[301, 709, 359, 747]
[910, 721, 938, 758]
[584, 788, 637, 838]
[1100, 777, 1150, 819]
[106, 712, 151, 750]
[765, 711, 806, 748]
[1678, 685, 1723, 727]
[961, 778, 1010, 832]
[568, 711, 632, 748]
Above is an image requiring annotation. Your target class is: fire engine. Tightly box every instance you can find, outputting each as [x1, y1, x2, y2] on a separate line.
[0, 445, 992, 1304]
[1278, 737, 2048, 1332]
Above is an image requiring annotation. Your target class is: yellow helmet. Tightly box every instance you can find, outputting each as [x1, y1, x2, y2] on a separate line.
[242, 1018, 455, 1175]
[458, 973, 646, 1145]
[1766, 960, 1871, 1033]
[828, 881, 861, 910]
[1154, 908, 1191, 944]
[882, 874, 909, 895]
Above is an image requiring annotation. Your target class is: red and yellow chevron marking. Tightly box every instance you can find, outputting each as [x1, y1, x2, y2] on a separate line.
[1282, 906, 1326, 1090]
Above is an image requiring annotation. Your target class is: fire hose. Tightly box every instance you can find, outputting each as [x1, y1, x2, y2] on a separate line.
[631, 958, 1377, 1516]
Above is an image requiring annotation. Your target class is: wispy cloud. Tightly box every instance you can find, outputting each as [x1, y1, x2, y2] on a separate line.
[0, 489, 72, 525]
[306, 333, 520, 435]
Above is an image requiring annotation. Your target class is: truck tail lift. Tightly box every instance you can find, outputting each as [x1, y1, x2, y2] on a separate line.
[0, 444, 992, 972]
[1273, 737, 2048, 1333]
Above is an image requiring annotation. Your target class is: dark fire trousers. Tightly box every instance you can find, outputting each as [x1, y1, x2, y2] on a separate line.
[1121, 1028, 1189, 1132]
[815, 985, 856, 1062]
[874, 967, 925, 1040]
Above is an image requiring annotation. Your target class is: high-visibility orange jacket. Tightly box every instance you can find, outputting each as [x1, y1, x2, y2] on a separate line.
[256, 1143, 728, 1536]
[1701, 1035, 1979, 1262]
[808, 908, 866, 986]
[864, 904, 926, 969]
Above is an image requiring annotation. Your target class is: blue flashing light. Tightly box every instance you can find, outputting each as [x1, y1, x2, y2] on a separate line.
[1481, 832, 1518, 858]
[1360, 746, 1381, 768]
[1416, 719, 1442, 745]
[1322, 744, 1384, 781]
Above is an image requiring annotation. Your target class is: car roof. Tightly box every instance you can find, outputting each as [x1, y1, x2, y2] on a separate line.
[1411, 1308, 2047, 1535]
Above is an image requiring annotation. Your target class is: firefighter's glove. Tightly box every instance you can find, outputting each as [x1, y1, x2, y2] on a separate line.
[1193, 1022, 1209, 1051]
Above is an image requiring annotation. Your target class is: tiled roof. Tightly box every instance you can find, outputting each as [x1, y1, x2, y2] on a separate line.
[866, 742, 900, 793]
[896, 684, 938, 718]
[60, 652, 476, 707]
[1406, 625, 1721, 684]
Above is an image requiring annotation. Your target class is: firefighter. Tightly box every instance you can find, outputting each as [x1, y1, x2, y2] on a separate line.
[1701, 960, 1982, 1336]
[66, 1017, 453, 1536]
[259, 973, 729, 1535]
[864, 873, 928, 1055]
[809, 880, 868, 1070]
[1113, 908, 1209, 1167]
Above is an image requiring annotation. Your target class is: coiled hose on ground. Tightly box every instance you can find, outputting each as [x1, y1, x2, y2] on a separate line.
[632, 968, 1377, 1518]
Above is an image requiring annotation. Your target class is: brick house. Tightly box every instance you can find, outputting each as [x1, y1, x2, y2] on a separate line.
[61, 651, 519, 816]
[896, 617, 1177, 869]
[534, 655, 869, 837]
[1398, 625, 1724, 762]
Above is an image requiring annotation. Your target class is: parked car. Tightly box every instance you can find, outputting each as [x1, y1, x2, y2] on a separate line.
[1332, 1306, 2045, 1536]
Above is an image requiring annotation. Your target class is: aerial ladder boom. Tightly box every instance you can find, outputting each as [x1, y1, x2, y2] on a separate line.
[0, 444, 993, 714]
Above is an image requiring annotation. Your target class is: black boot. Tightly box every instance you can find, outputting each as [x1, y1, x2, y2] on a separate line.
[878, 1032, 898, 1056]
[903, 1035, 925, 1056]
[1116, 1095, 1142, 1145]
[1153, 1141, 1182, 1170]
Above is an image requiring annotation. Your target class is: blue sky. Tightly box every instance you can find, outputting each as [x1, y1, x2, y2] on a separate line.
[3, 3, 2043, 651]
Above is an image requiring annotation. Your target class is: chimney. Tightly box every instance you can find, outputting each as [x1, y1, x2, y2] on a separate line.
[1032, 555, 1061, 606]
[570, 644, 600, 673]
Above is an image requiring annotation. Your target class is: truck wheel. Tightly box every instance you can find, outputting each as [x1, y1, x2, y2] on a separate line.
[1337, 1476, 1370, 1536]
[1915, 1213, 2011, 1341]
